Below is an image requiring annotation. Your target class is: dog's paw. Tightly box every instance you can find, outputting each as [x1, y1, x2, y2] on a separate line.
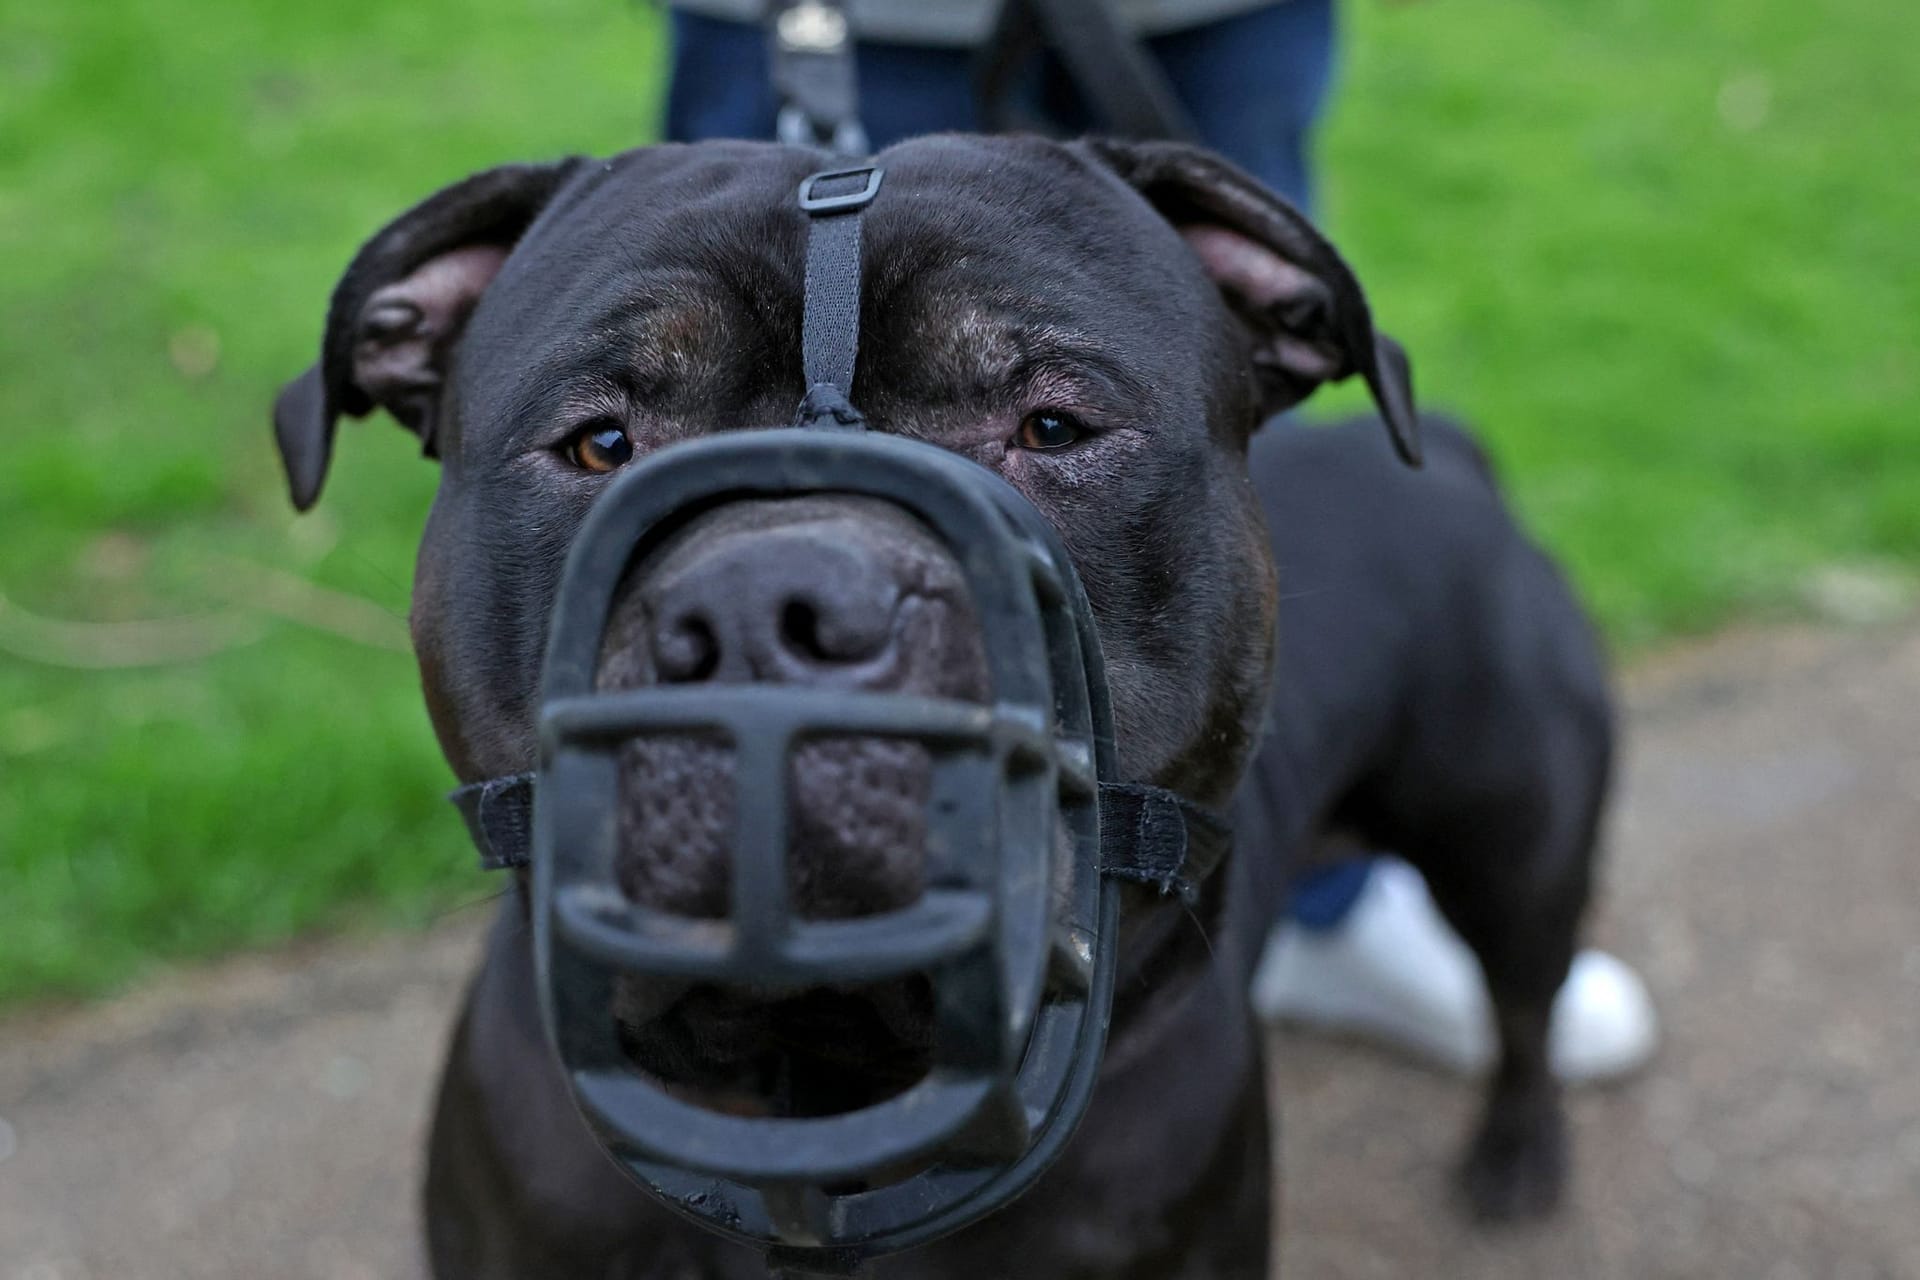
[1456, 1088, 1567, 1223]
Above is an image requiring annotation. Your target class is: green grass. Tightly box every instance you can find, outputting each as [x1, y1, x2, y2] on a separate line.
[1325, 0, 1920, 638]
[2, 0, 1916, 1008]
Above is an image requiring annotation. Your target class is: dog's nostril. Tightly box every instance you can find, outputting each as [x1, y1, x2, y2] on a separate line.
[781, 595, 890, 665]
[655, 615, 720, 683]
[780, 599, 830, 663]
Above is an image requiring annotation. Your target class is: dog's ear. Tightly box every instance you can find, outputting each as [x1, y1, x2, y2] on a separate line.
[273, 158, 586, 510]
[1083, 138, 1419, 466]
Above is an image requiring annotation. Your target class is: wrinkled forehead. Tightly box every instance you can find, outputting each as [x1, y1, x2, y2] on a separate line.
[472, 136, 1213, 412]
[860, 137, 1213, 381]
[525, 136, 1197, 308]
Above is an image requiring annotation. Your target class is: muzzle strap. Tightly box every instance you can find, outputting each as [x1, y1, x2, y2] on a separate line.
[451, 772, 535, 873]
[450, 770, 1227, 898]
[793, 166, 884, 430]
[1095, 782, 1231, 901]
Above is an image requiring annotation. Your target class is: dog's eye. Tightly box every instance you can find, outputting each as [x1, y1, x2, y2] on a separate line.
[563, 420, 634, 473]
[1013, 410, 1087, 451]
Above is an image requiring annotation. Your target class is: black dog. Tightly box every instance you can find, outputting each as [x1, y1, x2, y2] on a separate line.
[273, 135, 1609, 1277]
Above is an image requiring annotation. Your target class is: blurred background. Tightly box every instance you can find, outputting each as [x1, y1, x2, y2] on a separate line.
[4, 0, 1916, 1011]
[1, 0, 1917, 1275]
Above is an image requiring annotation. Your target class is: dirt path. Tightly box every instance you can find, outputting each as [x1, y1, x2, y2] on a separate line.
[4, 621, 1918, 1280]
[1272, 621, 1920, 1280]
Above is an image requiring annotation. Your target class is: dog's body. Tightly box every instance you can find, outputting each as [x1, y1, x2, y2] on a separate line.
[1238, 415, 1609, 1225]
[274, 136, 1609, 1278]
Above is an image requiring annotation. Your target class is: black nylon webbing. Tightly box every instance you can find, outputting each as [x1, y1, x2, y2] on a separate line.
[802, 204, 861, 397]
[451, 772, 534, 873]
[976, 0, 1198, 143]
[792, 165, 883, 429]
[1095, 782, 1231, 901]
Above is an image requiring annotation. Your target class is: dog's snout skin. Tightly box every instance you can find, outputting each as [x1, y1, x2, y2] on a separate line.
[595, 498, 989, 922]
[272, 134, 1614, 1276]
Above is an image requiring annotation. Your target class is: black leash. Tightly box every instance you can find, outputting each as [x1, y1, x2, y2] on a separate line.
[975, 0, 1199, 142]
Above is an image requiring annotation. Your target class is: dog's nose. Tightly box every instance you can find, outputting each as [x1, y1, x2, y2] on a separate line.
[646, 528, 902, 685]
[601, 500, 987, 921]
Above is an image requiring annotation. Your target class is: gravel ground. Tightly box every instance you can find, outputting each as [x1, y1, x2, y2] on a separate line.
[1271, 620, 1920, 1280]
[3, 620, 1917, 1280]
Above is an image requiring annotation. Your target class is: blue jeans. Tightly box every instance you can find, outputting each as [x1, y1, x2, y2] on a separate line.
[668, 0, 1334, 210]
[665, 0, 1371, 930]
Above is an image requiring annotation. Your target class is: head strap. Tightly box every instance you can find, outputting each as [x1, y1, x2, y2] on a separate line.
[792, 165, 884, 430]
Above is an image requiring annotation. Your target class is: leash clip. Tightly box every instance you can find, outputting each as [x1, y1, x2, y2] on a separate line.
[769, 0, 869, 157]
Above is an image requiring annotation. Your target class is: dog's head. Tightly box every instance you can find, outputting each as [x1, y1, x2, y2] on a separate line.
[275, 135, 1413, 1112]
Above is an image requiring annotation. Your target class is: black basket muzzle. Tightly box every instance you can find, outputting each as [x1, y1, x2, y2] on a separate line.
[534, 426, 1118, 1262]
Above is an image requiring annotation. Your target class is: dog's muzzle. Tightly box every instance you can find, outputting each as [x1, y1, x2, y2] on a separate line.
[448, 166, 1230, 1274]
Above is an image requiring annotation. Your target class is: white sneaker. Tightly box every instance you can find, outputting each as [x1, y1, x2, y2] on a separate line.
[1251, 859, 1658, 1083]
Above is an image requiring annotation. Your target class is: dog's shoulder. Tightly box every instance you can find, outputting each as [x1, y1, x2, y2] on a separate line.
[1252, 412, 1498, 525]
[1251, 411, 1607, 756]
[1250, 413, 1521, 608]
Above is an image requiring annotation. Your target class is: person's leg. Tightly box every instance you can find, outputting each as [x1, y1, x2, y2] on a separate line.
[665, 11, 777, 142]
[850, 42, 981, 145]
[1148, 0, 1338, 212]
[1284, 856, 1372, 928]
